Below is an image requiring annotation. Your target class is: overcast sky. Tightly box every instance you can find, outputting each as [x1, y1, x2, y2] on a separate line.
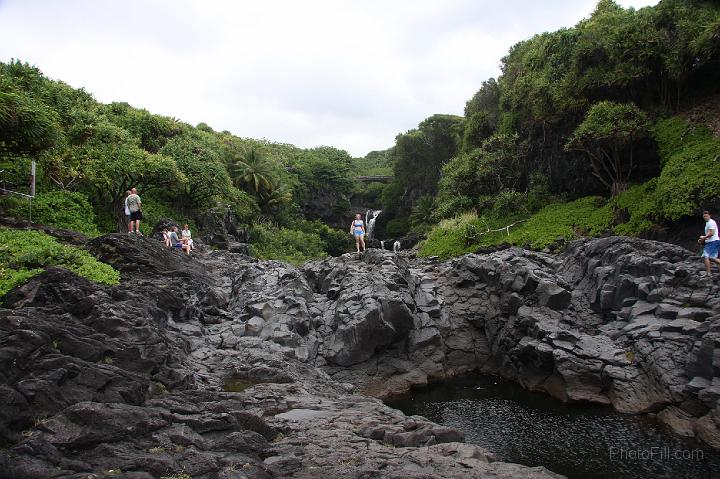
[0, 0, 658, 157]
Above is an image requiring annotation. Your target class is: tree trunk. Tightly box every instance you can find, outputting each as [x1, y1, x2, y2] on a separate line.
[611, 180, 627, 197]
[114, 198, 127, 233]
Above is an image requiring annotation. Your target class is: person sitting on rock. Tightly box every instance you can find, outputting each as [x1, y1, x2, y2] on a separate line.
[169, 226, 190, 255]
[699, 210, 720, 275]
[181, 224, 194, 251]
[162, 228, 171, 247]
[350, 213, 366, 253]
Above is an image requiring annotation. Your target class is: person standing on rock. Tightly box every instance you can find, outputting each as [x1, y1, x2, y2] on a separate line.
[126, 188, 143, 235]
[124, 190, 132, 233]
[350, 213, 366, 254]
[699, 210, 720, 275]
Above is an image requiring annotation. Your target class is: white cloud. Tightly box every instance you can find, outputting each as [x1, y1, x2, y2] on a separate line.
[0, 0, 659, 156]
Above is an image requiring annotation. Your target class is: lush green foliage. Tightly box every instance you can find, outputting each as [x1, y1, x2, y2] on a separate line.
[0, 228, 119, 297]
[380, 114, 463, 232]
[566, 101, 649, 195]
[248, 224, 327, 265]
[420, 197, 613, 258]
[610, 181, 657, 235]
[507, 196, 613, 249]
[10, 190, 100, 236]
[3, 0, 720, 263]
[0, 60, 365, 261]
[653, 121, 720, 219]
[435, 133, 528, 219]
[406, 0, 720, 251]
[417, 213, 482, 259]
[352, 149, 392, 176]
[299, 220, 353, 256]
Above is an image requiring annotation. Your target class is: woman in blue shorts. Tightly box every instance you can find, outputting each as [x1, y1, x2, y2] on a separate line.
[350, 213, 366, 253]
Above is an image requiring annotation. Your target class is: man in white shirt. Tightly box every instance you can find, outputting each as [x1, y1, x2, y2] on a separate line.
[699, 210, 720, 274]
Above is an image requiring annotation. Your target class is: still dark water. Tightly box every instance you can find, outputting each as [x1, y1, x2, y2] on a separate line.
[386, 374, 720, 479]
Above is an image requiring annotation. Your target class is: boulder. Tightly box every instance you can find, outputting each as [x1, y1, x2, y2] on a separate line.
[195, 207, 247, 249]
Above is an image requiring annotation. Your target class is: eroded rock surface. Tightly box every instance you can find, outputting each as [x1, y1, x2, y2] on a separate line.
[2, 232, 718, 478]
[0, 234, 564, 479]
[303, 237, 720, 448]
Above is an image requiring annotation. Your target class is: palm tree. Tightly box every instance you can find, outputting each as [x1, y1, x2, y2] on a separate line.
[260, 181, 293, 209]
[228, 148, 273, 196]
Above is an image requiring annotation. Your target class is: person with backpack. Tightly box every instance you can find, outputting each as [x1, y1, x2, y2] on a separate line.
[126, 187, 143, 235]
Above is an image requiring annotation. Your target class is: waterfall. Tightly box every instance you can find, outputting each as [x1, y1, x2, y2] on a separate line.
[380, 240, 385, 250]
[365, 209, 381, 240]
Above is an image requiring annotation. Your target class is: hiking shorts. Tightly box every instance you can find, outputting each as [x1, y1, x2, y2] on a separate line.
[703, 240, 720, 259]
[130, 211, 143, 221]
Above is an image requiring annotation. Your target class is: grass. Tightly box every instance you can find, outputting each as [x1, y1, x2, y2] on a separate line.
[0, 227, 119, 297]
[420, 197, 613, 258]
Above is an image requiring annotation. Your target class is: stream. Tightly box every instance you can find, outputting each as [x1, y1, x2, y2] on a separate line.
[386, 374, 720, 479]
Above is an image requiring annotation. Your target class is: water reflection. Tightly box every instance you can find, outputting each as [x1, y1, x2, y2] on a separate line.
[386, 374, 720, 479]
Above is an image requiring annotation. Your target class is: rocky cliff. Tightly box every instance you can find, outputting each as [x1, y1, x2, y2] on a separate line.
[1, 232, 718, 478]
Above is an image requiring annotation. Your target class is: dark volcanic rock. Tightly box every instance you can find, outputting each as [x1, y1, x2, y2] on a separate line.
[0, 233, 563, 478]
[4, 231, 718, 477]
[195, 207, 247, 250]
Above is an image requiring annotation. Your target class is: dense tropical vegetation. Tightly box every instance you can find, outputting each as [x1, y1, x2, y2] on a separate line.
[0, 59, 364, 263]
[375, 0, 720, 257]
[1, 0, 720, 281]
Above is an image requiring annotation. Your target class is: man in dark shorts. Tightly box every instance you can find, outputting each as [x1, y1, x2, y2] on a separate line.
[126, 187, 143, 235]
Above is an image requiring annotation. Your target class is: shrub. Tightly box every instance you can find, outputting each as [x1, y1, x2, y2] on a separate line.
[610, 180, 658, 236]
[507, 196, 612, 249]
[136, 196, 196, 236]
[491, 190, 528, 217]
[420, 196, 613, 258]
[299, 220, 352, 256]
[652, 117, 713, 166]
[432, 195, 475, 221]
[385, 217, 410, 237]
[419, 213, 481, 259]
[9, 190, 100, 236]
[221, 187, 260, 224]
[653, 130, 720, 220]
[0, 227, 119, 297]
[249, 224, 326, 265]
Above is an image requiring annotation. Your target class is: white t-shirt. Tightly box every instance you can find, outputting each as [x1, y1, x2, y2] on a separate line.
[124, 197, 130, 216]
[706, 219, 719, 242]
